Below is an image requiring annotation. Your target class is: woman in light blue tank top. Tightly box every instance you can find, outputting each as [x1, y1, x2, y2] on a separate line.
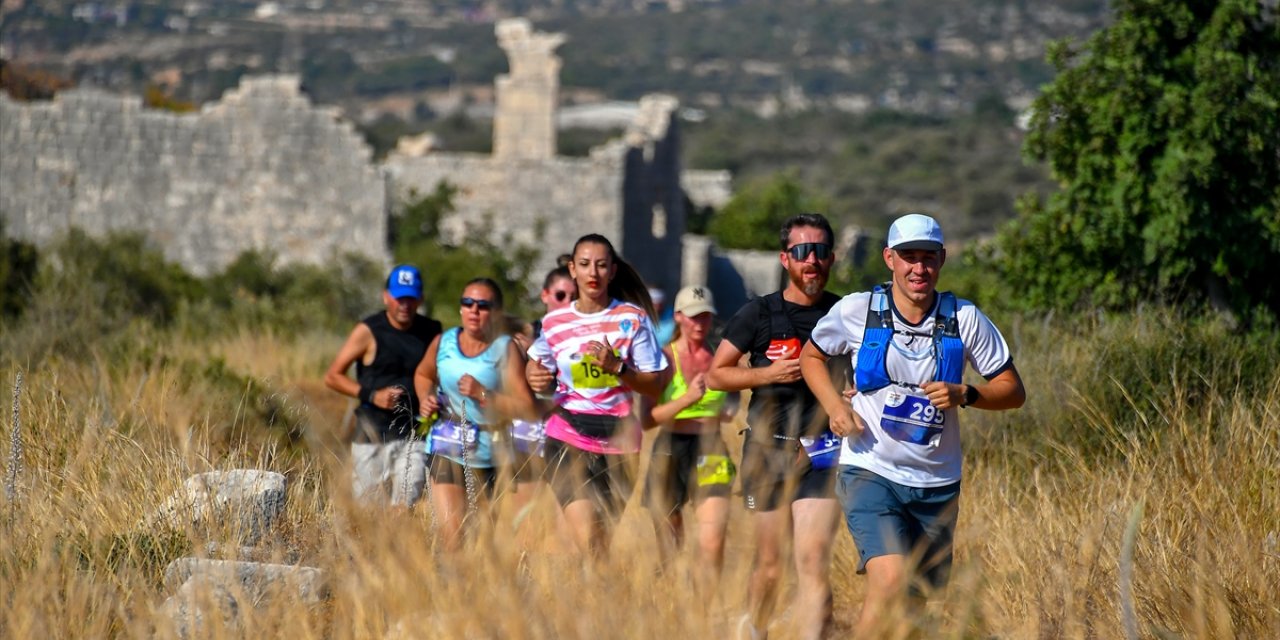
[414, 278, 537, 550]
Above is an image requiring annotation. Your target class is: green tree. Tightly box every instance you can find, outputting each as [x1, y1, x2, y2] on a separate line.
[993, 0, 1280, 319]
[391, 183, 541, 322]
[708, 172, 827, 250]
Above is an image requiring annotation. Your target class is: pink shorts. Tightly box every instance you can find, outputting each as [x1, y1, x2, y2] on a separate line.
[544, 412, 641, 455]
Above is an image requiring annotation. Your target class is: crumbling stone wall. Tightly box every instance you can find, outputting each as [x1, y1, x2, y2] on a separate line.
[0, 76, 384, 275]
[383, 151, 624, 274]
[0, 20, 737, 304]
[387, 21, 699, 296]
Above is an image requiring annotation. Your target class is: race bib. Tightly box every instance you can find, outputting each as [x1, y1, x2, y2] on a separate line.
[799, 430, 841, 469]
[880, 387, 945, 446]
[695, 454, 735, 486]
[510, 419, 546, 457]
[570, 353, 620, 390]
[426, 418, 479, 457]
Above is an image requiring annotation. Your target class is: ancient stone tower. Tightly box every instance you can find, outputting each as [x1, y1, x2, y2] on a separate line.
[493, 19, 565, 161]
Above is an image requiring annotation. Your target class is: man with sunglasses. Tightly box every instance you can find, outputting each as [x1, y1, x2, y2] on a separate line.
[325, 264, 443, 508]
[707, 213, 845, 640]
[799, 213, 1025, 636]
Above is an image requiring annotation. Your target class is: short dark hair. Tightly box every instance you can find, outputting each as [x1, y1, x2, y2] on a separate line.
[464, 277, 503, 310]
[779, 213, 834, 250]
[542, 265, 571, 291]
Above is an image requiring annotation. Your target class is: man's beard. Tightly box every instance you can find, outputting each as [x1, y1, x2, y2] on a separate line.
[791, 268, 828, 296]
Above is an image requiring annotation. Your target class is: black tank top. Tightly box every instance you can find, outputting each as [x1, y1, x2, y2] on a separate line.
[355, 311, 442, 439]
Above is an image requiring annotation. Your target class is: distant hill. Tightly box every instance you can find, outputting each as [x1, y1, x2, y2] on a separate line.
[3, 0, 1108, 115]
[1, 0, 1109, 243]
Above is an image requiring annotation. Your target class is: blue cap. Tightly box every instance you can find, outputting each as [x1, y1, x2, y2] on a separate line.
[386, 265, 423, 299]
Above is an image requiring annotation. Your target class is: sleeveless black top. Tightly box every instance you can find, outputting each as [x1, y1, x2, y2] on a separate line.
[354, 311, 442, 440]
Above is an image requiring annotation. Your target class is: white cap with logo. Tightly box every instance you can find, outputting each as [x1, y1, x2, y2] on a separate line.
[887, 213, 945, 251]
[674, 285, 716, 317]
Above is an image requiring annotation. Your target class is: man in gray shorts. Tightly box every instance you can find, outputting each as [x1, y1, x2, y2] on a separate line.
[800, 214, 1026, 635]
[325, 265, 442, 507]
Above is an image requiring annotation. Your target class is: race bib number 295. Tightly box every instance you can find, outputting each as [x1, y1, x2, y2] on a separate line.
[880, 388, 945, 446]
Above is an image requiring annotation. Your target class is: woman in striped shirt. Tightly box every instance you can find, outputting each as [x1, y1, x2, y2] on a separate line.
[525, 234, 670, 557]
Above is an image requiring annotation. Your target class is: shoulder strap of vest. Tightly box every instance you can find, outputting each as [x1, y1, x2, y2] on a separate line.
[932, 291, 960, 339]
[764, 291, 795, 339]
[865, 283, 894, 331]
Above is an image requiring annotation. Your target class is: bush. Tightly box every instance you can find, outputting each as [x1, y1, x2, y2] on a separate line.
[968, 306, 1280, 466]
[1, 218, 38, 318]
[391, 184, 541, 324]
[707, 172, 826, 250]
[0, 229, 384, 364]
[191, 250, 383, 335]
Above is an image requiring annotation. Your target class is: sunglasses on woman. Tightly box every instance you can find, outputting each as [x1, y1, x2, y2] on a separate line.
[786, 242, 833, 261]
[460, 297, 493, 310]
[552, 290, 572, 302]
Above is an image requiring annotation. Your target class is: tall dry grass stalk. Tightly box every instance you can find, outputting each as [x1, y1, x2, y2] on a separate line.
[2, 314, 1278, 638]
[5, 370, 22, 508]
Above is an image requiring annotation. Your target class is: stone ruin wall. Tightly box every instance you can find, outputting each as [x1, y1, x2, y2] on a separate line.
[0, 76, 384, 276]
[492, 18, 563, 162]
[616, 94, 687, 296]
[383, 152, 625, 278]
[0, 18, 737, 303]
[387, 21, 696, 296]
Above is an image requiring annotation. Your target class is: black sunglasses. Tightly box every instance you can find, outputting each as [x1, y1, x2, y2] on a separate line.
[553, 290, 571, 302]
[786, 242, 833, 261]
[460, 297, 494, 310]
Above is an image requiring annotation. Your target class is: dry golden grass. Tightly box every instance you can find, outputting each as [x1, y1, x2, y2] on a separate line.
[2, 316, 1278, 639]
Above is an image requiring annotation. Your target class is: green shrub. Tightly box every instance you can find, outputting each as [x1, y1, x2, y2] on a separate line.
[707, 172, 826, 250]
[0, 218, 38, 319]
[190, 250, 383, 335]
[966, 307, 1280, 467]
[0, 228, 383, 365]
[391, 184, 541, 324]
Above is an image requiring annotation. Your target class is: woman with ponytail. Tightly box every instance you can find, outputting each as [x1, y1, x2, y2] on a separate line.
[525, 234, 669, 557]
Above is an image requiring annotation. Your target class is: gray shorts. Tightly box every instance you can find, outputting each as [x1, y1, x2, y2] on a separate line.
[351, 440, 427, 507]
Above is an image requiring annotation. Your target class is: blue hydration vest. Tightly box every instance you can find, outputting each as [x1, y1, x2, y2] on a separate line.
[853, 284, 965, 393]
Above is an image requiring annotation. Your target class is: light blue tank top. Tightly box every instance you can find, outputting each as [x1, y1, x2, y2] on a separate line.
[434, 329, 510, 468]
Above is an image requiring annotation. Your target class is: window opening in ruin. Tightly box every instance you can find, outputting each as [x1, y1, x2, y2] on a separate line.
[652, 205, 667, 239]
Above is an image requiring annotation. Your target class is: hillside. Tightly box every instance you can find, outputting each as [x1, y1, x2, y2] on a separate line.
[1, 0, 1108, 242]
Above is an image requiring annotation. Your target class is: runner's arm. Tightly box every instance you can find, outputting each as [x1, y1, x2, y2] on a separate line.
[705, 339, 799, 391]
[619, 366, 668, 398]
[923, 365, 1025, 411]
[324, 323, 373, 400]
[490, 339, 539, 422]
[413, 335, 443, 418]
[643, 347, 701, 427]
[591, 334, 669, 399]
[800, 340, 863, 437]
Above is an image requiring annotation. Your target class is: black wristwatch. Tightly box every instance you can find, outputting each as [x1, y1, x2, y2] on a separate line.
[614, 361, 628, 376]
[961, 384, 980, 408]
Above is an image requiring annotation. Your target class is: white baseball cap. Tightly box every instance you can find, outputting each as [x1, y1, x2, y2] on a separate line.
[887, 213, 944, 251]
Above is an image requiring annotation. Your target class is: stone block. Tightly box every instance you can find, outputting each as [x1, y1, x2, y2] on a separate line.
[163, 558, 327, 605]
[143, 470, 286, 546]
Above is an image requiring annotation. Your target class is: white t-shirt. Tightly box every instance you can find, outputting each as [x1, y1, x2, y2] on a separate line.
[809, 291, 1012, 487]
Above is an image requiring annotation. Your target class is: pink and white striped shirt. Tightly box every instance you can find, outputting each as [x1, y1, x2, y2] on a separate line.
[527, 299, 668, 453]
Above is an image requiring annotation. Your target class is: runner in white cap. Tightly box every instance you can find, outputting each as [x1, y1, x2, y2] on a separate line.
[800, 213, 1026, 635]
